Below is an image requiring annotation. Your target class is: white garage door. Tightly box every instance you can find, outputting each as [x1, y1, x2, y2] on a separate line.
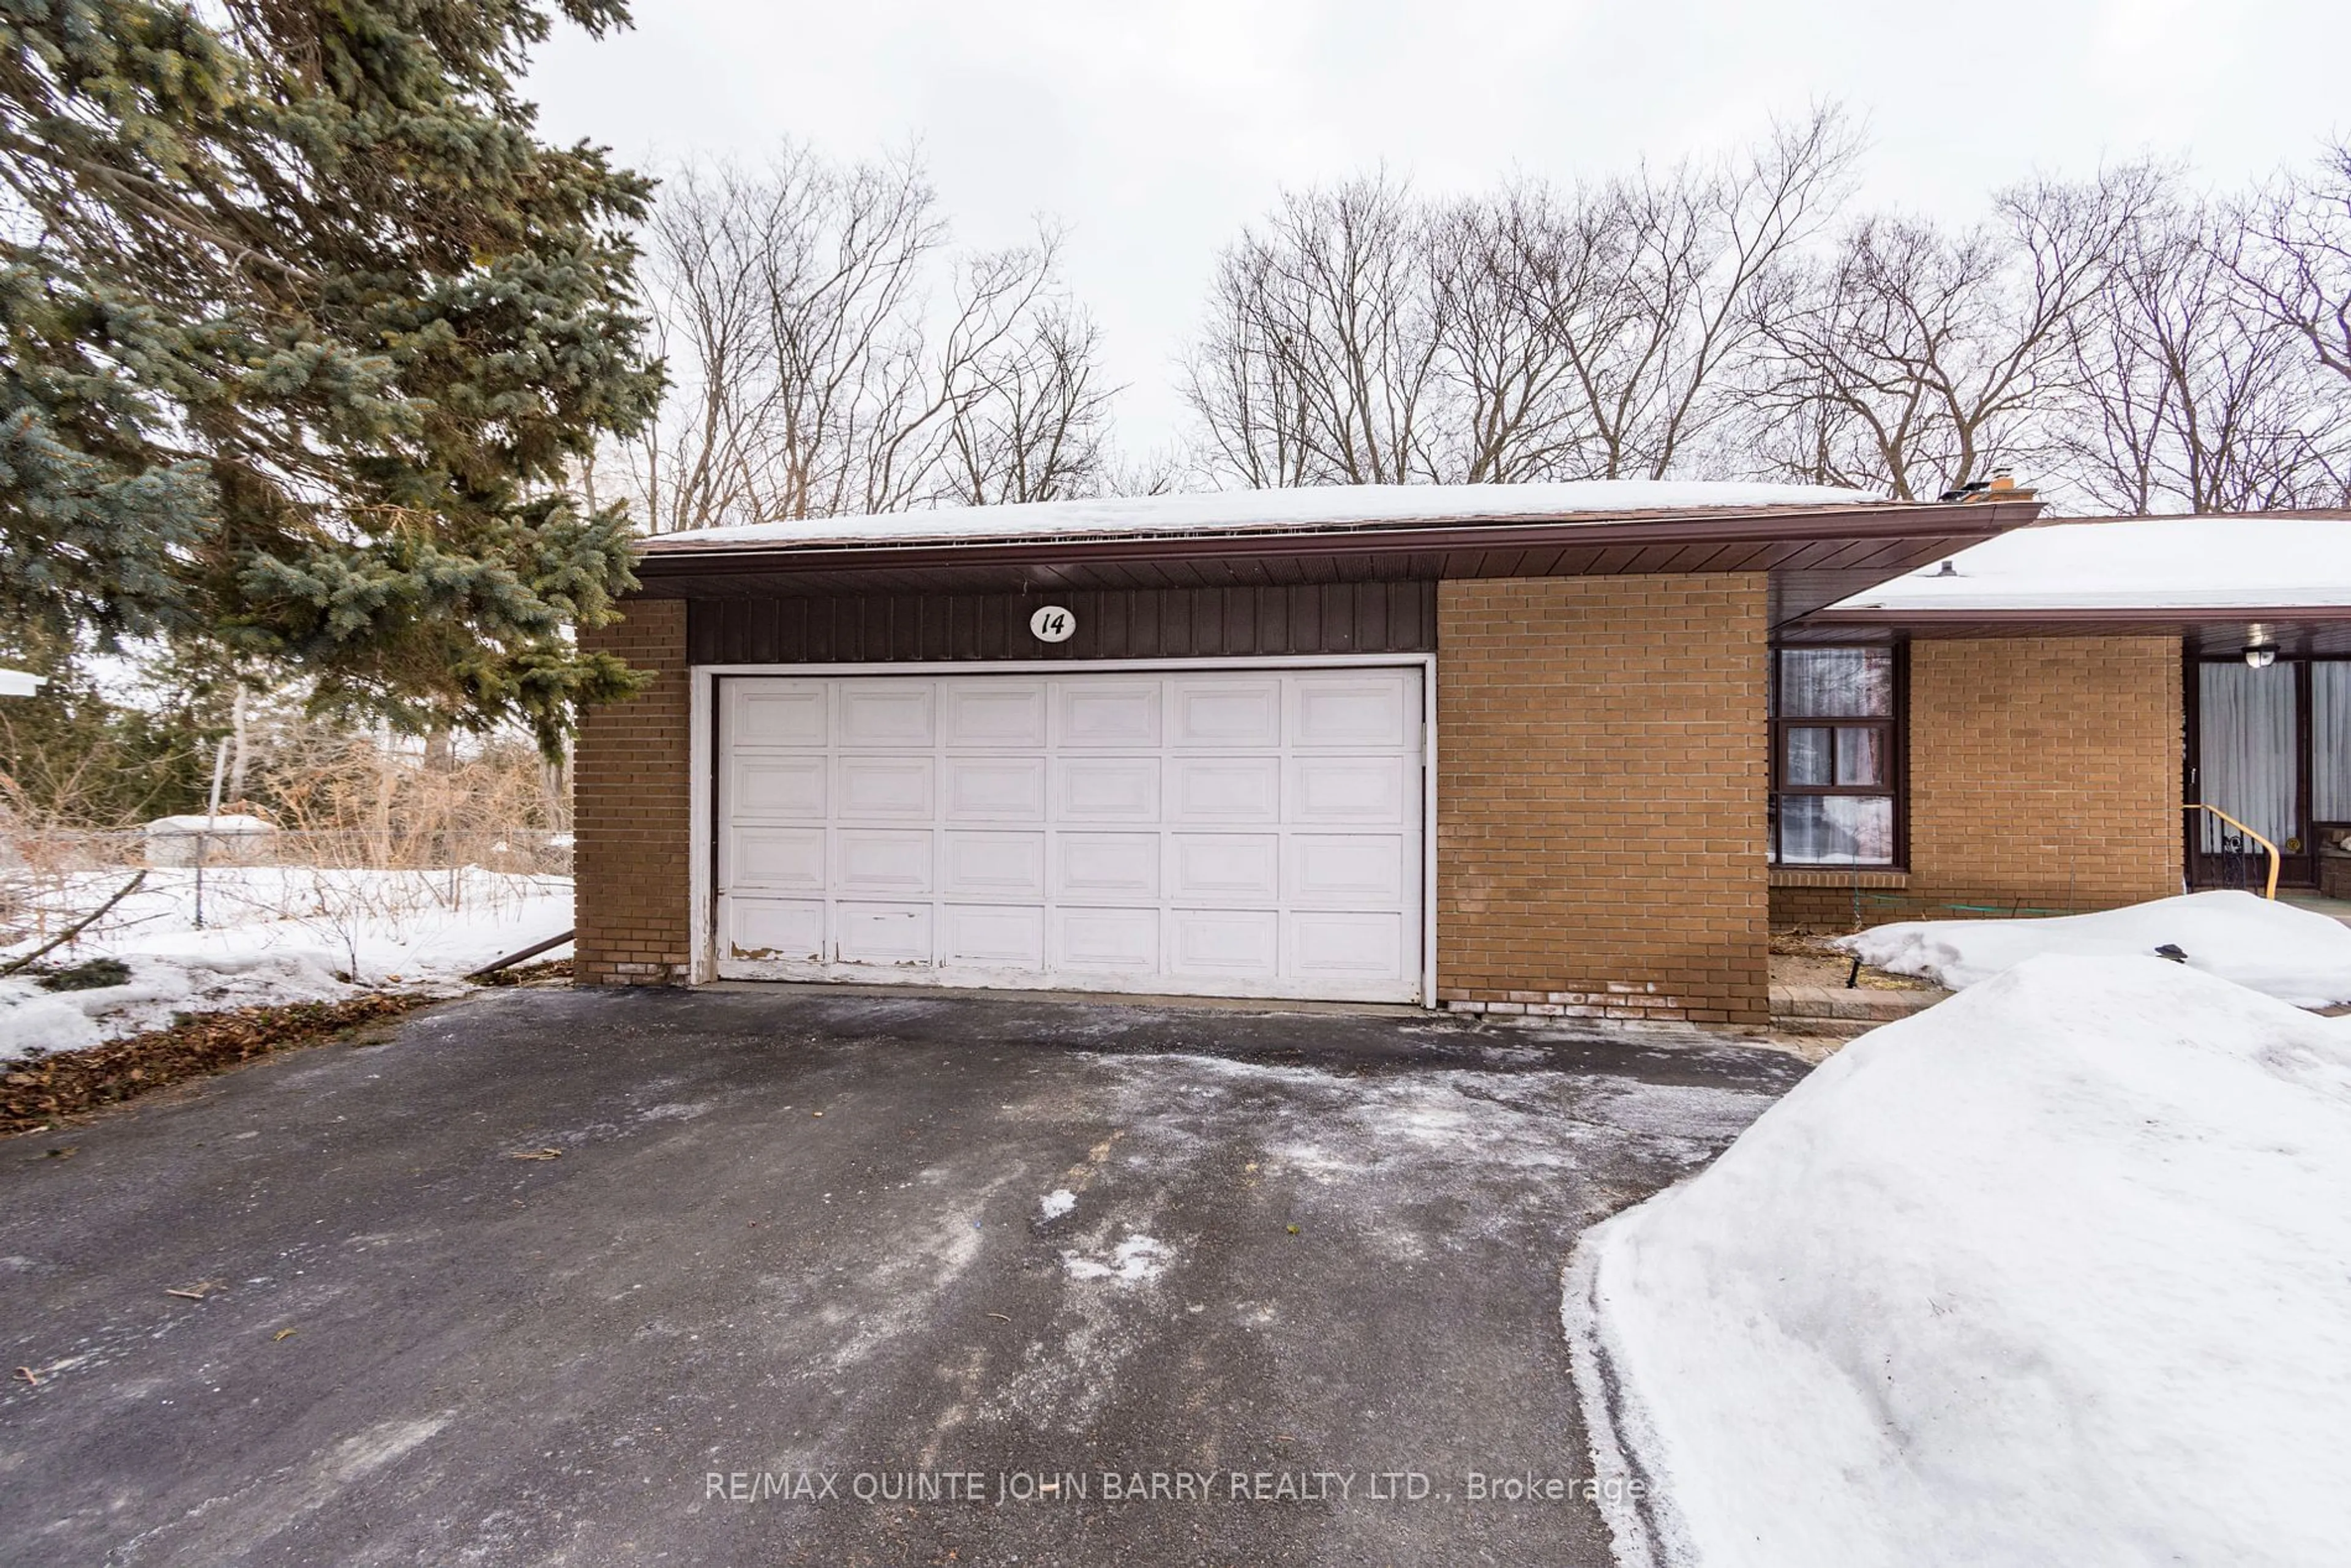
[714, 667, 1426, 1002]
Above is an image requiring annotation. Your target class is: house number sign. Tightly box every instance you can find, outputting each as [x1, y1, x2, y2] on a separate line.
[1029, 606, 1076, 643]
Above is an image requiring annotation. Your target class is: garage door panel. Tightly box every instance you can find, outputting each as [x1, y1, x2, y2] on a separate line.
[1171, 678, 1281, 748]
[1287, 910, 1408, 979]
[1169, 909, 1280, 976]
[1056, 680, 1161, 748]
[1055, 833, 1160, 901]
[943, 756, 1046, 822]
[834, 902, 932, 965]
[1052, 907, 1160, 971]
[1171, 834, 1280, 904]
[732, 756, 826, 819]
[944, 681, 1046, 748]
[728, 681, 827, 748]
[1289, 755, 1411, 825]
[724, 897, 825, 962]
[732, 827, 826, 891]
[837, 681, 935, 747]
[836, 755, 936, 819]
[836, 829, 932, 895]
[1057, 757, 1160, 822]
[1287, 834, 1407, 906]
[1291, 673, 1416, 748]
[942, 905, 1046, 968]
[1169, 756, 1280, 823]
[943, 831, 1046, 899]
[718, 668, 1424, 1002]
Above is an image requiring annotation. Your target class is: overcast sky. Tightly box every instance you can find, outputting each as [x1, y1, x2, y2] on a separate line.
[524, 0, 2350, 460]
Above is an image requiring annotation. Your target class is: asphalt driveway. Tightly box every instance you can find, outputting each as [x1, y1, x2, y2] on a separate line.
[0, 986, 1804, 1567]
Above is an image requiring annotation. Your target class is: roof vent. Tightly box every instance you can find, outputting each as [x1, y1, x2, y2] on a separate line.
[1929, 559, 1960, 577]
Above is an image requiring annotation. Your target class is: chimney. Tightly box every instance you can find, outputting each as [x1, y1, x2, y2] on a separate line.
[1963, 467, 2034, 503]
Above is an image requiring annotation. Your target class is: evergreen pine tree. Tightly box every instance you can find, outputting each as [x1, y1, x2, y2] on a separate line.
[0, 0, 661, 750]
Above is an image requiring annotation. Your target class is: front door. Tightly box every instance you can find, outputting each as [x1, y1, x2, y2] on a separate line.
[2192, 661, 2312, 888]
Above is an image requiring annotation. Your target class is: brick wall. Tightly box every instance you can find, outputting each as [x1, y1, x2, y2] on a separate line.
[1770, 636, 2184, 927]
[574, 598, 694, 985]
[1436, 575, 1770, 1027]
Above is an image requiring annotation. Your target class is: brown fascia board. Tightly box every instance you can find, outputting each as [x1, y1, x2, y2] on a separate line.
[630, 499, 2039, 588]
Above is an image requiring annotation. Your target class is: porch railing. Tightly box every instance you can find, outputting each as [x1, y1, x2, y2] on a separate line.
[2185, 803, 2281, 901]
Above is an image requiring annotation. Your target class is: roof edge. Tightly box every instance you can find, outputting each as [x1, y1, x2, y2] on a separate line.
[633, 499, 2039, 578]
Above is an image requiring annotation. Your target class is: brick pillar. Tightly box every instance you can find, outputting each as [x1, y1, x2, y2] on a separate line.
[573, 598, 693, 985]
[1436, 574, 1770, 1027]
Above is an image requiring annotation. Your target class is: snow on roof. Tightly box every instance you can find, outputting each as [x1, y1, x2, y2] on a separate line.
[644, 481, 1887, 550]
[1825, 514, 2351, 615]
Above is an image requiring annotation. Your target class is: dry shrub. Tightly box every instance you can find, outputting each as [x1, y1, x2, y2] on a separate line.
[2, 721, 572, 950]
[253, 726, 568, 873]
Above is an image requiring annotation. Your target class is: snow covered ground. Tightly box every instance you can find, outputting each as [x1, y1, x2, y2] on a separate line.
[1837, 890, 2351, 1007]
[1564, 955, 2351, 1568]
[0, 867, 572, 1061]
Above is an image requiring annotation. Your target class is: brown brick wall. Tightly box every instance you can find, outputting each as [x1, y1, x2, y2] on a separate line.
[1437, 575, 1770, 1027]
[1770, 636, 2184, 928]
[574, 598, 694, 985]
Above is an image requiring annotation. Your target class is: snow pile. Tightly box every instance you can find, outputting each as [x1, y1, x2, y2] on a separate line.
[1564, 956, 2351, 1568]
[650, 481, 1882, 549]
[1038, 1189, 1078, 1220]
[0, 867, 571, 1061]
[1838, 890, 2351, 1007]
[0, 949, 353, 1061]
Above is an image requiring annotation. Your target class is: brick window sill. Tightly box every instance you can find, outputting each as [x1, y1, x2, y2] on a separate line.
[1769, 867, 1910, 888]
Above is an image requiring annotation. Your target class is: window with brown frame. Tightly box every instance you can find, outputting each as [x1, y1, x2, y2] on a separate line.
[1770, 645, 1902, 866]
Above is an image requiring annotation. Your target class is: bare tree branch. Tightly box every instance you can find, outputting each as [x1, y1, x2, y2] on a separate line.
[2235, 140, 2351, 385]
[1180, 108, 1859, 487]
[2060, 187, 2351, 512]
[1180, 173, 1446, 487]
[1742, 164, 2160, 500]
[612, 144, 1116, 529]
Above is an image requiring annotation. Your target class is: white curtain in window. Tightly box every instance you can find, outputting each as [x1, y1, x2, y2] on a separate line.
[2199, 663, 2298, 849]
[2317, 662, 2351, 822]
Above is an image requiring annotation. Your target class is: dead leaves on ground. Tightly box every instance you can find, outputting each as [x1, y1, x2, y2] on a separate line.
[2, 994, 432, 1136]
[506, 1147, 563, 1161]
[164, 1279, 227, 1302]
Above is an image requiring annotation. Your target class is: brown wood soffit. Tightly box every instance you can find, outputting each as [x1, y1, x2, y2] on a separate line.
[628, 500, 2041, 628]
[1793, 605, 2351, 656]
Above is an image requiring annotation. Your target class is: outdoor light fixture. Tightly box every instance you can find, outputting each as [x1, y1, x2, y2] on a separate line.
[2243, 642, 2278, 670]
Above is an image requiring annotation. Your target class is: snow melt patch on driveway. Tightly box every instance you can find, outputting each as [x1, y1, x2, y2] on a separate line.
[1061, 1234, 1170, 1284]
[1839, 888, 2351, 1007]
[1038, 1189, 1077, 1220]
[1564, 955, 2351, 1568]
